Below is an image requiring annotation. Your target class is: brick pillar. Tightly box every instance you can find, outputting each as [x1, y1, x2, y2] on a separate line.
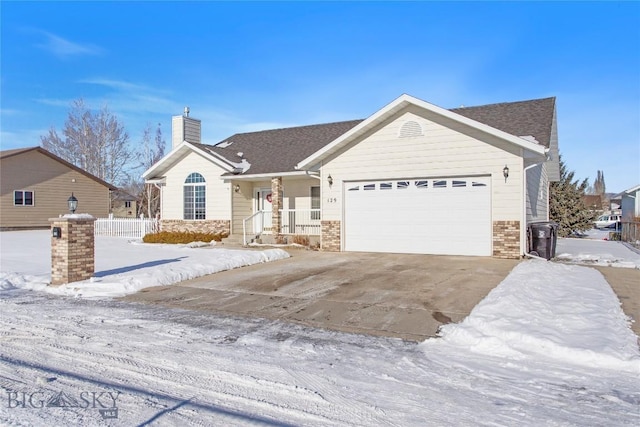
[271, 176, 283, 239]
[321, 220, 341, 251]
[492, 220, 520, 259]
[49, 216, 96, 286]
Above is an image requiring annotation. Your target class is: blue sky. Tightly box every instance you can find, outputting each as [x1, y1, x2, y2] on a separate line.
[1, 1, 638, 192]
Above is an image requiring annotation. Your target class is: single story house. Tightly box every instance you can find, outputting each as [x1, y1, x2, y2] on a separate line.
[143, 94, 559, 258]
[0, 147, 116, 229]
[619, 184, 640, 221]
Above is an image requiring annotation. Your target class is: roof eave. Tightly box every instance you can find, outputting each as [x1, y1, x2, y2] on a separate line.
[221, 170, 311, 181]
[3, 146, 118, 190]
[296, 94, 547, 170]
[142, 141, 235, 180]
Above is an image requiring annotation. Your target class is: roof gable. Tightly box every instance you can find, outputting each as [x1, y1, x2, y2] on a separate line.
[296, 94, 551, 171]
[143, 141, 235, 180]
[0, 146, 117, 190]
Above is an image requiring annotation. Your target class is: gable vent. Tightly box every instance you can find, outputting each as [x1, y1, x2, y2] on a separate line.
[399, 120, 423, 138]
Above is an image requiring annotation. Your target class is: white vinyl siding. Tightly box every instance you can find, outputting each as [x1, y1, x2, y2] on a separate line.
[526, 163, 549, 223]
[280, 178, 318, 211]
[321, 109, 523, 223]
[231, 181, 253, 234]
[161, 151, 230, 220]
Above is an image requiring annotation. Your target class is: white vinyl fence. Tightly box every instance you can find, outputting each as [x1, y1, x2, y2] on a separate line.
[95, 215, 159, 238]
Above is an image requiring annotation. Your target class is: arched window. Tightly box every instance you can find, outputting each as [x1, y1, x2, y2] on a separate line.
[184, 173, 206, 220]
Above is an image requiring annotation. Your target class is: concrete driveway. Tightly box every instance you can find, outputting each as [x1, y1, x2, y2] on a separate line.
[122, 249, 519, 341]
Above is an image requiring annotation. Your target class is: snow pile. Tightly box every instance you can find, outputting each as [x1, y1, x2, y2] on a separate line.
[0, 231, 289, 299]
[555, 238, 640, 269]
[425, 260, 640, 372]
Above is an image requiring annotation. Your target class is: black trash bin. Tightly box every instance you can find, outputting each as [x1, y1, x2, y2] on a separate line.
[528, 222, 559, 260]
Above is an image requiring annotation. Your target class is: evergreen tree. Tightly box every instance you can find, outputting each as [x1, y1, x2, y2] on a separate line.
[550, 156, 593, 237]
[593, 170, 606, 195]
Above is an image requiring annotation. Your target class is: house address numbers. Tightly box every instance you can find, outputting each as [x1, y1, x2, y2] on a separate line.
[326, 197, 337, 203]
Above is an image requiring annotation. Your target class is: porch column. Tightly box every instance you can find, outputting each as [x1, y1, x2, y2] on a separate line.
[271, 176, 283, 240]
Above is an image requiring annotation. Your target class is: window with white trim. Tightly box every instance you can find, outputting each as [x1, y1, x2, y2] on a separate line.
[14, 190, 34, 206]
[311, 186, 320, 220]
[184, 173, 206, 220]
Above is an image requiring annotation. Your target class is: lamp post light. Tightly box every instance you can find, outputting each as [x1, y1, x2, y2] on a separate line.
[67, 193, 78, 214]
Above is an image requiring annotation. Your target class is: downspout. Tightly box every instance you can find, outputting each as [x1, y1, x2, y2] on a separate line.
[522, 149, 550, 256]
[305, 171, 321, 180]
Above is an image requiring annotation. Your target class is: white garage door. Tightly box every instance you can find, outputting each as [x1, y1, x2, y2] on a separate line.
[344, 177, 491, 256]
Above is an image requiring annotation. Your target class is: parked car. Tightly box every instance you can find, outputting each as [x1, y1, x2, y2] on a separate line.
[593, 214, 621, 229]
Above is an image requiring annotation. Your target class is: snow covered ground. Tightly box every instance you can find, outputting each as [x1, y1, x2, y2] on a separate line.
[556, 229, 640, 269]
[0, 230, 290, 298]
[1, 230, 639, 426]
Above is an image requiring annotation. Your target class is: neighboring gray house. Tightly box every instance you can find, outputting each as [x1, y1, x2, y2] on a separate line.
[144, 94, 559, 258]
[619, 184, 640, 221]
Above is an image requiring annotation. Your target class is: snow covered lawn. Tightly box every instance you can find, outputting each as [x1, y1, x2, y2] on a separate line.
[1, 231, 639, 425]
[0, 230, 289, 298]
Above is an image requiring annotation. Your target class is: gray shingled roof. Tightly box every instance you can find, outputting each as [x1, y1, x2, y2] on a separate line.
[202, 120, 364, 175]
[452, 97, 555, 148]
[195, 97, 555, 176]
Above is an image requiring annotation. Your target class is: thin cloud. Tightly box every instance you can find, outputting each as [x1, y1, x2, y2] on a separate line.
[34, 29, 103, 58]
[80, 78, 149, 92]
[79, 78, 176, 114]
[36, 98, 74, 108]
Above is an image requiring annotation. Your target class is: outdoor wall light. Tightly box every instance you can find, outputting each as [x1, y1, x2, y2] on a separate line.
[503, 165, 510, 183]
[233, 184, 241, 193]
[327, 174, 333, 186]
[67, 193, 78, 214]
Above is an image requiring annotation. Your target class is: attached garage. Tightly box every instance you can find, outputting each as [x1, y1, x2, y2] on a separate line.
[344, 176, 491, 256]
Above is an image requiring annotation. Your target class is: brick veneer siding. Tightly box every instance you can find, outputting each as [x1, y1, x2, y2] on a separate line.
[161, 219, 230, 235]
[50, 217, 96, 286]
[321, 220, 341, 252]
[493, 220, 521, 259]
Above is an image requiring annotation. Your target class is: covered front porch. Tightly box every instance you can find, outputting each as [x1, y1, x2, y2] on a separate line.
[242, 209, 321, 244]
[228, 174, 322, 245]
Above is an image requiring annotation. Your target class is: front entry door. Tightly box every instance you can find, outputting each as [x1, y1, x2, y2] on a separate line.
[255, 188, 273, 233]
